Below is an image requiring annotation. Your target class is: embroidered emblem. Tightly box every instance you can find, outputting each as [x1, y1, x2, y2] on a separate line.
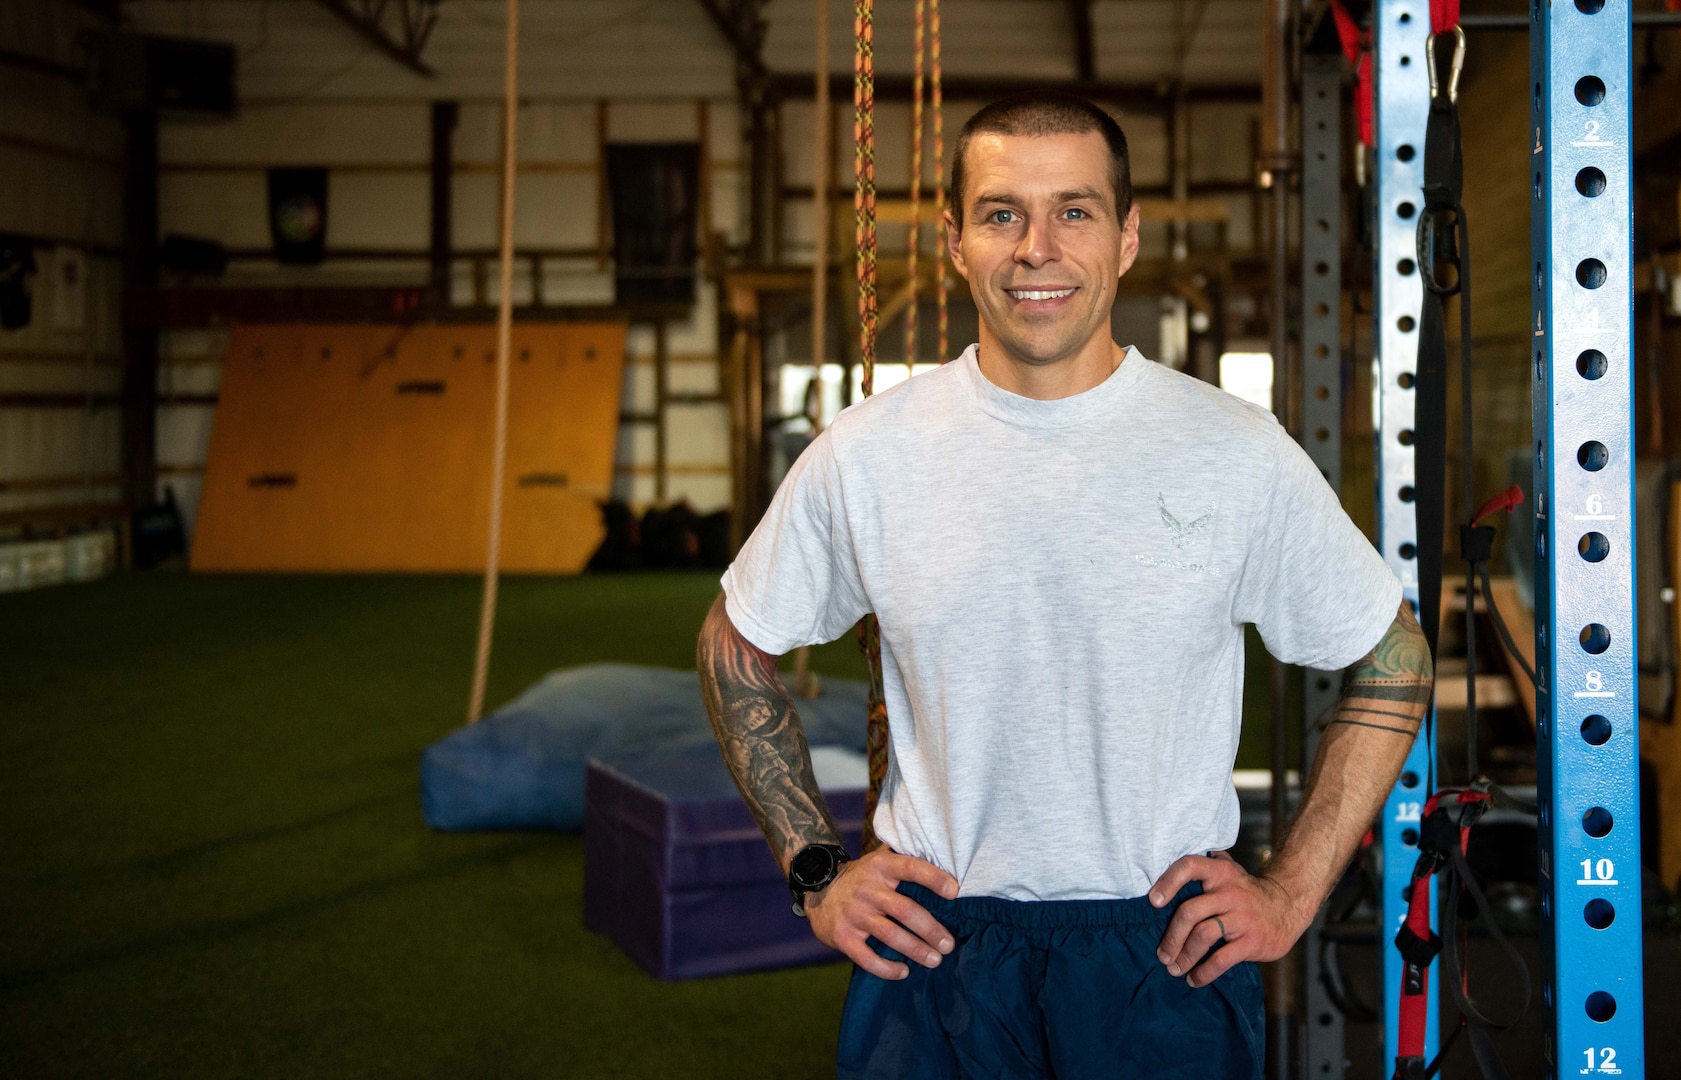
[1158, 494, 1214, 550]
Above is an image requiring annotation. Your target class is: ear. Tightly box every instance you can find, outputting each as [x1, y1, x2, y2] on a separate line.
[1115, 203, 1142, 279]
[944, 209, 969, 280]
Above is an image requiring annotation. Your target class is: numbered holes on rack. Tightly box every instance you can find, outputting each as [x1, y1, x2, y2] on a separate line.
[1400, 770, 1420, 790]
[1575, 0, 1606, 12]
[1577, 349, 1608, 379]
[1579, 532, 1610, 562]
[1581, 714, 1613, 745]
[1576, 167, 1607, 198]
[1580, 623, 1611, 655]
[1399, 485, 1416, 503]
[1582, 806, 1614, 837]
[1402, 828, 1419, 846]
[1399, 542, 1417, 560]
[1578, 440, 1609, 471]
[1398, 428, 1415, 447]
[1397, 144, 1416, 162]
[1398, 315, 1417, 332]
[1399, 258, 1417, 276]
[1398, 200, 1417, 220]
[1398, 371, 1415, 390]
[1577, 259, 1608, 289]
[1585, 991, 1617, 1023]
[1584, 898, 1616, 930]
[1575, 76, 1607, 106]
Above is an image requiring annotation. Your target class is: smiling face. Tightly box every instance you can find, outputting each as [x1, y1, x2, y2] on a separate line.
[945, 129, 1140, 376]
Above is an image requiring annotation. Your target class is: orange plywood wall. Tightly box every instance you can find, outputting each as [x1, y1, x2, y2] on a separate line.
[191, 322, 626, 573]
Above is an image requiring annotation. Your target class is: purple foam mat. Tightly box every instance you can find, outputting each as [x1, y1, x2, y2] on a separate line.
[584, 744, 866, 980]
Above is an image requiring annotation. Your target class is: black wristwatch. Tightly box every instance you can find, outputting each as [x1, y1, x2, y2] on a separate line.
[788, 843, 851, 917]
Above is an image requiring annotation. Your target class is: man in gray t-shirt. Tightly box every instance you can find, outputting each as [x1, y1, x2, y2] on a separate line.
[697, 91, 1432, 1080]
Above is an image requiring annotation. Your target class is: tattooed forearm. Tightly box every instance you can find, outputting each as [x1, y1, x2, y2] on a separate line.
[1331, 599, 1433, 735]
[1260, 601, 1435, 922]
[697, 593, 842, 872]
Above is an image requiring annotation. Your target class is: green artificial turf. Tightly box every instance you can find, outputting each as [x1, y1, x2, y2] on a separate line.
[0, 571, 1284, 1078]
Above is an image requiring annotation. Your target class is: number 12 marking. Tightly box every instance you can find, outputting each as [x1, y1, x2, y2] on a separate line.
[1582, 1046, 1621, 1074]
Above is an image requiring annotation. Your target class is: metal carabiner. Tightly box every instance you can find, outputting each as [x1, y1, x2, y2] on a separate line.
[1425, 26, 1467, 104]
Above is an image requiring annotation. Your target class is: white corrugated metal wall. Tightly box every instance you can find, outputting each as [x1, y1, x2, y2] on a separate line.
[0, 0, 127, 519]
[3, 0, 1264, 543]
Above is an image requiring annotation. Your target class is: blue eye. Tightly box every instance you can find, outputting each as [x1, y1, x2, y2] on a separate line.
[990, 209, 1016, 224]
[1064, 208, 1087, 220]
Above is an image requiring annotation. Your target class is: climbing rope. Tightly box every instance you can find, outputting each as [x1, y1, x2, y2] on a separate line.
[904, 0, 926, 374]
[466, 0, 520, 723]
[853, 0, 890, 849]
[854, 0, 877, 397]
[931, 0, 947, 360]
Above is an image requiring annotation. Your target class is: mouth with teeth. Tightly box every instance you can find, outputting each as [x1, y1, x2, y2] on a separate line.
[1005, 286, 1077, 304]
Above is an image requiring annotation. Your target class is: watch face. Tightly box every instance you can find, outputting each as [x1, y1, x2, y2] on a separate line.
[790, 845, 841, 888]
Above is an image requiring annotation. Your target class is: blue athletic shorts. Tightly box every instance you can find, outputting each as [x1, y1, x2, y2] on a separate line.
[835, 881, 1265, 1079]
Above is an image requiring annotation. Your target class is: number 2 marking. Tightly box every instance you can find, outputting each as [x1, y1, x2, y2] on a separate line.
[1572, 120, 1614, 148]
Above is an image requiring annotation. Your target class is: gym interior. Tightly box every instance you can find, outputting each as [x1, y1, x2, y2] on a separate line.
[2, 0, 1679, 1076]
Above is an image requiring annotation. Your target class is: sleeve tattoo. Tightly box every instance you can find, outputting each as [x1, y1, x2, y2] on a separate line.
[1331, 601, 1434, 737]
[697, 597, 842, 871]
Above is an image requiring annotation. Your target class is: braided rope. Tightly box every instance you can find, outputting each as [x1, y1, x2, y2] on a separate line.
[853, 0, 877, 398]
[466, 0, 520, 724]
[931, 0, 947, 361]
[904, 0, 925, 375]
[854, 0, 888, 852]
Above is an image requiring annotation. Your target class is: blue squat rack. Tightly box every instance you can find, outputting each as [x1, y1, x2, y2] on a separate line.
[1332, 0, 1648, 1074]
[1370, 0, 1439, 1066]
[1529, 0, 1645, 1075]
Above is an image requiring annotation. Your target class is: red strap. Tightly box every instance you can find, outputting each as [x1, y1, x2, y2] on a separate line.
[1327, 0, 1362, 64]
[1472, 483, 1526, 527]
[1327, 0, 1374, 148]
[1396, 870, 1435, 1057]
[1429, 0, 1460, 34]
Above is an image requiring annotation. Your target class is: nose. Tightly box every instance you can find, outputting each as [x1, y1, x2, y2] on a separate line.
[1013, 213, 1060, 268]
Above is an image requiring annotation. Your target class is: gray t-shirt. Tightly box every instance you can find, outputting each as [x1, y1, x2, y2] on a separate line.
[721, 344, 1401, 901]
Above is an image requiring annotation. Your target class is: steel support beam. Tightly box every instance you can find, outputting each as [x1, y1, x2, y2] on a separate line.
[769, 73, 1260, 111]
[309, 0, 438, 78]
[1298, 49, 1346, 1080]
[1372, 0, 1439, 1069]
[1069, 0, 1097, 82]
[1531, 0, 1646, 1074]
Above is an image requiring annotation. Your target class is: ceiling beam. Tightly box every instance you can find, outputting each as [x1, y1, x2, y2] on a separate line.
[1068, 0, 1096, 83]
[695, 0, 768, 78]
[309, 0, 437, 78]
[772, 73, 1259, 112]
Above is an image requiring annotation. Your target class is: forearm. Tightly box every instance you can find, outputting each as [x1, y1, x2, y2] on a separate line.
[697, 593, 842, 873]
[1263, 601, 1434, 921]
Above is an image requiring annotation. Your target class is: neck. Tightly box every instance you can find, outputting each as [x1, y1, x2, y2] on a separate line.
[973, 330, 1126, 401]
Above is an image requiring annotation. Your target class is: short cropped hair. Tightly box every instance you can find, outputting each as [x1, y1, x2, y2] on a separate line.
[949, 90, 1133, 227]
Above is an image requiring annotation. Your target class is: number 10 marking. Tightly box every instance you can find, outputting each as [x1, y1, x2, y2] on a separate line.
[1578, 858, 1618, 887]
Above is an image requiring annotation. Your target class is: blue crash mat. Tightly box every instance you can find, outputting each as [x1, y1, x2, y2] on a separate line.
[584, 742, 868, 979]
[421, 663, 869, 831]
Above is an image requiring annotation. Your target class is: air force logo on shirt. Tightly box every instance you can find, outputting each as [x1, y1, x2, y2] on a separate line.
[1136, 494, 1220, 575]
